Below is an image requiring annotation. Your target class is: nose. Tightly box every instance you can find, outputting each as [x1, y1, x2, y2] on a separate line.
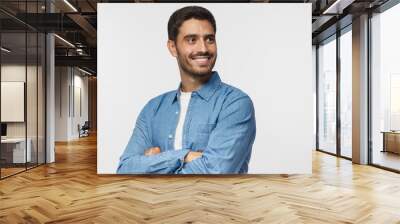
[197, 39, 207, 53]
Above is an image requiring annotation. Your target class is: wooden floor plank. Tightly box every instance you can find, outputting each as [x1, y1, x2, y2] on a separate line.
[1, 134, 400, 223]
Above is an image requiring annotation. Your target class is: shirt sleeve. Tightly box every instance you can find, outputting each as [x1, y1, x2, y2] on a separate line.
[117, 100, 190, 174]
[175, 95, 256, 174]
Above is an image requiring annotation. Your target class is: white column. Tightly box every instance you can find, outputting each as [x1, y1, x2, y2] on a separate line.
[46, 1, 56, 163]
[46, 33, 55, 163]
[352, 14, 369, 164]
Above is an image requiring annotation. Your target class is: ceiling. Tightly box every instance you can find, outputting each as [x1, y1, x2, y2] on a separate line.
[0, 0, 393, 75]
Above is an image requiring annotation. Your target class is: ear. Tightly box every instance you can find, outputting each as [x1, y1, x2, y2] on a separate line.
[167, 40, 178, 57]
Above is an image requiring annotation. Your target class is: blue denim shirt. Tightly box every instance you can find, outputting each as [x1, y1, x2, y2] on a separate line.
[117, 71, 256, 174]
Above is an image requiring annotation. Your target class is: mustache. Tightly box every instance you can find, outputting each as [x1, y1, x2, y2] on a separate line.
[190, 52, 213, 58]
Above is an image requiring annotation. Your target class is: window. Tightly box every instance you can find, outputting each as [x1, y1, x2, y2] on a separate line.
[318, 36, 337, 154]
[370, 3, 400, 171]
[339, 29, 352, 158]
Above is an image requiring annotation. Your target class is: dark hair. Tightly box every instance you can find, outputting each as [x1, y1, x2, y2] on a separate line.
[168, 6, 216, 41]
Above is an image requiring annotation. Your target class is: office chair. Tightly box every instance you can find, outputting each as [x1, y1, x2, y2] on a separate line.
[79, 121, 90, 138]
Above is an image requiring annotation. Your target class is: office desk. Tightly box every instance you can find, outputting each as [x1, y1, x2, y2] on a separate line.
[1, 138, 31, 163]
[382, 131, 400, 154]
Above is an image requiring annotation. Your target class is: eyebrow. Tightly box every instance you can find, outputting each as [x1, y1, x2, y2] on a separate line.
[183, 34, 215, 39]
[183, 34, 197, 39]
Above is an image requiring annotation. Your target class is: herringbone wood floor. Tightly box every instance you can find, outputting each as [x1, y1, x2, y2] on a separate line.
[1, 134, 400, 224]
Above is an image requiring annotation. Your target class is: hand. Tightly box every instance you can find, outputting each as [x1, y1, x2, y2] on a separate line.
[184, 151, 203, 163]
[144, 147, 161, 156]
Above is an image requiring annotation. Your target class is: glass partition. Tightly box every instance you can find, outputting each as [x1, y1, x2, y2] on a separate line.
[38, 31, 45, 165]
[0, 31, 28, 177]
[0, 1, 46, 179]
[27, 31, 38, 169]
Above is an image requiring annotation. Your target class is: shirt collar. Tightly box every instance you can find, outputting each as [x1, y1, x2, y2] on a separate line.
[171, 71, 221, 104]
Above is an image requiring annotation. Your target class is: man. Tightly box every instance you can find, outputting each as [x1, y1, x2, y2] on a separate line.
[117, 6, 256, 174]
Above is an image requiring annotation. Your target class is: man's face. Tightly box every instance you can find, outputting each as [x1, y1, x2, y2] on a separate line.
[168, 18, 217, 78]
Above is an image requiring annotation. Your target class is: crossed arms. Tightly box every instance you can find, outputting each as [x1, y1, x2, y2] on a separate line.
[116, 95, 256, 174]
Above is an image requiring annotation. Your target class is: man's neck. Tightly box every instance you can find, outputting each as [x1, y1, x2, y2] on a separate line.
[180, 72, 212, 92]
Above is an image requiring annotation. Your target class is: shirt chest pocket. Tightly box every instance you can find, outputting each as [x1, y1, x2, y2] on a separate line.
[193, 123, 216, 150]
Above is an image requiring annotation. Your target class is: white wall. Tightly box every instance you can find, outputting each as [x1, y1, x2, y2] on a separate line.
[55, 66, 69, 141]
[72, 72, 89, 138]
[55, 67, 89, 141]
[98, 3, 313, 174]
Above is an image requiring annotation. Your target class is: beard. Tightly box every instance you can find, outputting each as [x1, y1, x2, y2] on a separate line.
[176, 50, 217, 79]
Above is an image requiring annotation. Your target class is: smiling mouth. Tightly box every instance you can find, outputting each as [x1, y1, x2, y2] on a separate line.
[190, 55, 211, 65]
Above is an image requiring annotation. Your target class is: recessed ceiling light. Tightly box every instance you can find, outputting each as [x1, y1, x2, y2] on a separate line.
[78, 67, 93, 76]
[63, 0, 78, 12]
[322, 0, 354, 15]
[1, 47, 11, 53]
[54, 34, 75, 48]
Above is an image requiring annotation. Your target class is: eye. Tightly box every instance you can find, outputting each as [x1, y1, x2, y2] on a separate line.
[187, 37, 196, 44]
[206, 36, 215, 44]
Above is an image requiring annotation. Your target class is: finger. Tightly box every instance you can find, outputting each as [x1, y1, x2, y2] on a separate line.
[144, 148, 156, 156]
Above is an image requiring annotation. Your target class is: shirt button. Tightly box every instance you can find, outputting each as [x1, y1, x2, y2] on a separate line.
[168, 134, 173, 139]
[175, 111, 178, 114]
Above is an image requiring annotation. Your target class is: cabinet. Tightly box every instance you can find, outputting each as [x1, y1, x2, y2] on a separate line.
[382, 131, 400, 154]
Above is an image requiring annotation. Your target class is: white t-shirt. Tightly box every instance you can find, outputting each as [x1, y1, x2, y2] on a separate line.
[174, 91, 192, 150]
